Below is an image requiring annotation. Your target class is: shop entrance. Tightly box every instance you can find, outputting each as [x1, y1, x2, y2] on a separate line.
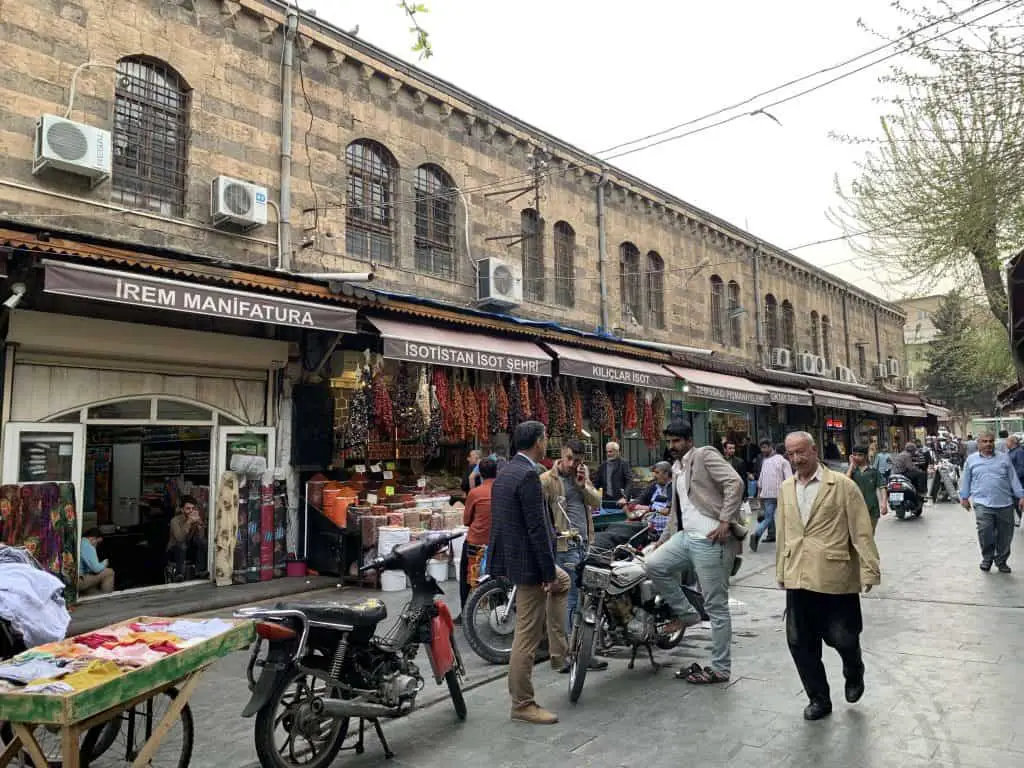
[2, 396, 273, 598]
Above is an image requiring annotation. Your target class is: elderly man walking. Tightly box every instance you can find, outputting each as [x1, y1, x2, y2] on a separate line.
[959, 432, 1024, 573]
[777, 432, 881, 721]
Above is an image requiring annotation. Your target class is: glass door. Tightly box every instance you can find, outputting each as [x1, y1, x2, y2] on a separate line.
[2, 422, 87, 543]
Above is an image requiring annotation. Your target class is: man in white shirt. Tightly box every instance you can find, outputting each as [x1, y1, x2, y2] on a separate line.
[645, 421, 746, 684]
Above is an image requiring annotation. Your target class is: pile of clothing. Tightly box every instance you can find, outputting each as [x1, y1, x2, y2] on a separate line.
[0, 544, 70, 648]
[0, 618, 235, 696]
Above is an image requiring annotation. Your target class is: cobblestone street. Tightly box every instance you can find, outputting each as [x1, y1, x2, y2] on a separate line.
[174, 500, 1024, 767]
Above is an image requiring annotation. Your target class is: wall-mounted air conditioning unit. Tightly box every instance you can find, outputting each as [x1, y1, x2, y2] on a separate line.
[211, 175, 268, 229]
[887, 358, 901, 378]
[33, 114, 111, 186]
[770, 347, 792, 370]
[834, 365, 858, 384]
[796, 352, 816, 375]
[477, 257, 523, 309]
[873, 363, 889, 380]
[900, 376, 916, 391]
[813, 356, 829, 377]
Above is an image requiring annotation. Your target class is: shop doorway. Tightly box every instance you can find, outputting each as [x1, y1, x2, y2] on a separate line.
[2, 396, 274, 598]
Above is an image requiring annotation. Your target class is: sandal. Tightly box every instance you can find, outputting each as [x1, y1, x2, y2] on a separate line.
[676, 663, 730, 684]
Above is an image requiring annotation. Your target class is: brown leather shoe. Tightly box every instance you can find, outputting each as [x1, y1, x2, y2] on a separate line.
[511, 703, 559, 725]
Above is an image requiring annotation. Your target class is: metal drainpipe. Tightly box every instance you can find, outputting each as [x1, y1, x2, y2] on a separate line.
[841, 291, 852, 367]
[278, 8, 298, 271]
[752, 243, 764, 364]
[596, 170, 610, 332]
[873, 307, 883, 366]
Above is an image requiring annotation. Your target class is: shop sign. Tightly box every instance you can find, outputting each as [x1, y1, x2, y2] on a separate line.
[814, 394, 857, 411]
[558, 357, 675, 389]
[43, 261, 358, 333]
[769, 390, 813, 407]
[825, 417, 846, 430]
[688, 384, 770, 406]
[383, 337, 551, 376]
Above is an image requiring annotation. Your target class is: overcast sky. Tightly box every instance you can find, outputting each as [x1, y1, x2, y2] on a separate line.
[307, 0, 954, 300]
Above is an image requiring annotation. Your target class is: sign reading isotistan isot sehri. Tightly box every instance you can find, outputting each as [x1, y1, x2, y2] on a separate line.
[382, 337, 551, 376]
[43, 261, 357, 333]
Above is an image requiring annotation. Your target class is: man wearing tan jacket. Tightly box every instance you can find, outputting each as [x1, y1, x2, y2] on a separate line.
[646, 420, 746, 684]
[777, 432, 881, 722]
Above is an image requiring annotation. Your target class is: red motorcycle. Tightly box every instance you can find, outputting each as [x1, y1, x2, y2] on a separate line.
[236, 531, 467, 768]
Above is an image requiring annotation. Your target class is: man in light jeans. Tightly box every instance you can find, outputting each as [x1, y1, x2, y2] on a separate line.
[959, 432, 1024, 573]
[645, 420, 745, 685]
[751, 440, 792, 552]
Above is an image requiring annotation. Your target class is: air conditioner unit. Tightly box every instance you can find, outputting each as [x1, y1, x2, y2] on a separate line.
[211, 175, 268, 229]
[900, 376, 916, 390]
[476, 257, 523, 309]
[834, 365, 857, 384]
[32, 114, 111, 186]
[887, 358, 901, 378]
[796, 352, 816, 375]
[873, 363, 888, 380]
[770, 348, 792, 370]
[813, 356, 829, 377]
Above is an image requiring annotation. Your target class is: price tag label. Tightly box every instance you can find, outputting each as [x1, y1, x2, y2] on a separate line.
[354, 464, 366, 474]
[417, 477, 427, 488]
[385, 462, 396, 470]
[366, 493, 378, 505]
[382, 470, 394, 480]
[385, 486, 395, 497]
[370, 463, 383, 473]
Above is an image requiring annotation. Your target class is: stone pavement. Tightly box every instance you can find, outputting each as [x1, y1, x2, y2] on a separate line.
[134, 500, 1024, 767]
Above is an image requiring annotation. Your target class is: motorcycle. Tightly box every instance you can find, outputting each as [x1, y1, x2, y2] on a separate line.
[567, 523, 705, 704]
[235, 531, 467, 768]
[932, 458, 960, 503]
[887, 473, 924, 519]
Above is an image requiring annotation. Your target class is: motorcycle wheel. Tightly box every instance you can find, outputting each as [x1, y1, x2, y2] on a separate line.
[445, 670, 467, 720]
[463, 578, 517, 665]
[254, 668, 348, 768]
[895, 508, 906, 519]
[913, 507, 923, 517]
[568, 623, 595, 704]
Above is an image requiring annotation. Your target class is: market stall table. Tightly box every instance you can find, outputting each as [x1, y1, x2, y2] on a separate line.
[0, 616, 254, 768]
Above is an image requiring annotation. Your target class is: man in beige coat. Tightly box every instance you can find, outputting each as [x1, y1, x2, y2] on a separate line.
[777, 432, 881, 721]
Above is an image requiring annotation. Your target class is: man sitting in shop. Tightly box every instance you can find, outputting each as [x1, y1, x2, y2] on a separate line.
[79, 528, 115, 594]
[632, 461, 674, 537]
[593, 441, 633, 509]
[166, 495, 209, 581]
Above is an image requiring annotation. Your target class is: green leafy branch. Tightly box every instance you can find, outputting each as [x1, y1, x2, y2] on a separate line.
[399, 1, 432, 59]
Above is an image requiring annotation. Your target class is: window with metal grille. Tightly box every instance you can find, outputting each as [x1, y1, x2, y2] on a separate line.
[822, 315, 833, 364]
[346, 140, 397, 265]
[620, 242, 642, 325]
[709, 275, 725, 344]
[765, 294, 779, 349]
[414, 164, 455, 279]
[553, 221, 575, 307]
[857, 345, 867, 380]
[781, 300, 796, 351]
[646, 252, 665, 329]
[521, 209, 544, 302]
[810, 311, 821, 356]
[728, 280, 742, 348]
[112, 57, 190, 217]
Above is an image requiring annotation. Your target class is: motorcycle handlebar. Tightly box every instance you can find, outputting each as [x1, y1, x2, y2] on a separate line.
[357, 530, 464, 573]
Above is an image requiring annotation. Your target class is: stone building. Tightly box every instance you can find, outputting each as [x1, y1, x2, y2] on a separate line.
[0, 0, 937, 600]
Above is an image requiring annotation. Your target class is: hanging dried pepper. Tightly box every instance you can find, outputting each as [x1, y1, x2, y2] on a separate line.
[571, 386, 583, 437]
[624, 390, 639, 431]
[394, 363, 424, 440]
[426, 385, 442, 457]
[416, 366, 431, 427]
[463, 383, 479, 442]
[546, 380, 567, 436]
[452, 376, 468, 442]
[494, 380, 510, 433]
[518, 376, 532, 419]
[592, 388, 615, 438]
[433, 368, 452, 437]
[477, 389, 491, 444]
[641, 393, 656, 447]
[342, 364, 372, 452]
[532, 377, 549, 426]
[652, 392, 667, 437]
[371, 368, 394, 437]
[509, 375, 524, 428]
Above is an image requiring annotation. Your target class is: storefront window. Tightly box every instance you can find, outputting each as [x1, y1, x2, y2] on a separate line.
[709, 410, 752, 452]
[157, 400, 213, 421]
[88, 399, 152, 420]
[823, 414, 849, 462]
[16, 433, 75, 483]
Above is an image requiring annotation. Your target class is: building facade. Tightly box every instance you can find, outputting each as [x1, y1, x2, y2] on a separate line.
[0, 0, 926, 600]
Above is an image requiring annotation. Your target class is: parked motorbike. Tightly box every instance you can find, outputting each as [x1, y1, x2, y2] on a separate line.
[567, 524, 704, 704]
[932, 458, 960, 503]
[235, 531, 467, 768]
[887, 473, 924, 519]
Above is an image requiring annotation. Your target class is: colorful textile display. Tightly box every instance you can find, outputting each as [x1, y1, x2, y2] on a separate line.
[0, 482, 78, 603]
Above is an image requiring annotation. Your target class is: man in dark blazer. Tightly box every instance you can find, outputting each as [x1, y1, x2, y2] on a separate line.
[488, 420, 570, 725]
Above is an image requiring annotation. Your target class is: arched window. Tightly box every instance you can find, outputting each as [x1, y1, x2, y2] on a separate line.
[764, 294, 779, 349]
[619, 243, 642, 324]
[646, 251, 665, 329]
[521, 209, 544, 302]
[553, 221, 575, 307]
[781, 300, 796, 351]
[414, 164, 455, 278]
[709, 275, 725, 344]
[810, 311, 821, 356]
[822, 315, 833, 364]
[112, 57, 190, 217]
[346, 140, 397, 264]
[727, 280, 742, 348]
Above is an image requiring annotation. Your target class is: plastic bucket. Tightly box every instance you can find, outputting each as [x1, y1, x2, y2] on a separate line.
[427, 559, 448, 583]
[380, 570, 407, 591]
[286, 560, 307, 578]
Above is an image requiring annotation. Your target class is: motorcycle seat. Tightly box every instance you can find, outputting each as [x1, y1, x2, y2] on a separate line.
[276, 598, 388, 628]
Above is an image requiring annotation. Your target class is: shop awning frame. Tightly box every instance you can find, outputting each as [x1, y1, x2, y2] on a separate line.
[766, 385, 813, 407]
[545, 343, 676, 389]
[858, 399, 895, 416]
[367, 315, 553, 376]
[665, 366, 771, 405]
[896, 404, 928, 418]
[926, 404, 952, 420]
[810, 389, 864, 411]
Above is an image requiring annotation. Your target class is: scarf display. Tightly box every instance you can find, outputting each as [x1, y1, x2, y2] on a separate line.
[0, 483, 78, 603]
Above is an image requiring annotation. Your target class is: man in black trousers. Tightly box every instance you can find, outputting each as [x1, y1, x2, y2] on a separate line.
[487, 420, 571, 725]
